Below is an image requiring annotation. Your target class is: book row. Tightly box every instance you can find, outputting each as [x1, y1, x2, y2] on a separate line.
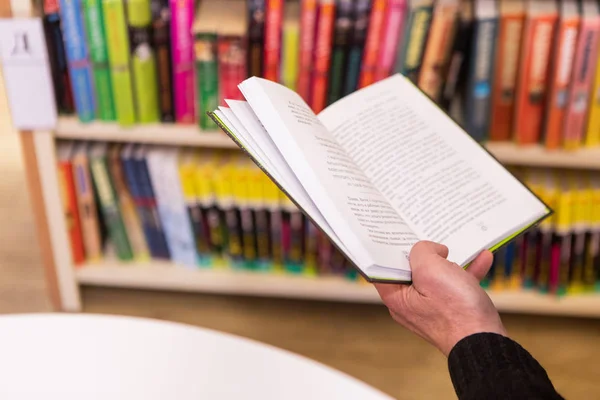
[485, 168, 600, 294]
[56, 142, 359, 279]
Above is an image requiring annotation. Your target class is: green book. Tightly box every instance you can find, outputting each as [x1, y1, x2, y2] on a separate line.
[193, 32, 218, 130]
[89, 143, 134, 261]
[102, 0, 136, 126]
[127, 0, 160, 123]
[82, 0, 116, 121]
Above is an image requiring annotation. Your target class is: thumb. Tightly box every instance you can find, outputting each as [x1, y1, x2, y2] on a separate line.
[409, 241, 450, 274]
[465, 250, 494, 282]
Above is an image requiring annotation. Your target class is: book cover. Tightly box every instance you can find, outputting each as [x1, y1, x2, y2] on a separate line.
[587, 175, 600, 289]
[255, 172, 276, 269]
[72, 143, 103, 262]
[89, 143, 134, 261]
[343, 0, 371, 95]
[536, 170, 558, 292]
[554, 174, 573, 295]
[297, 0, 319, 102]
[310, 0, 336, 112]
[170, 0, 196, 123]
[128, 0, 160, 123]
[218, 35, 247, 106]
[543, 0, 579, 149]
[464, 0, 498, 142]
[513, 0, 558, 145]
[585, 49, 600, 148]
[102, 0, 137, 125]
[82, 0, 115, 121]
[418, 0, 460, 101]
[282, 2, 300, 91]
[60, 0, 96, 122]
[248, 0, 266, 78]
[235, 160, 259, 268]
[358, 0, 388, 88]
[151, 0, 175, 122]
[57, 143, 86, 265]
[327, 0, 354, 103]
[488, 0, 525, 141]
[562, 0, 600, 150]
[374, 0, 408, 83]
[264, 0, 284, 82]
[395, 0, 435, 83]
[213, 157, 243, 265]
[568, 174, 590, 293]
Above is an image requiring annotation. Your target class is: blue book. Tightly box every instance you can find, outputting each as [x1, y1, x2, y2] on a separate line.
[59, 0, 96, 122]
[464, 0, 498, 142]
[343, 0, 371, 96]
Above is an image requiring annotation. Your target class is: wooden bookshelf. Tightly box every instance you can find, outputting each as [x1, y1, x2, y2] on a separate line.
[76, 262, 600, 318]
[485, 142, 600, 170]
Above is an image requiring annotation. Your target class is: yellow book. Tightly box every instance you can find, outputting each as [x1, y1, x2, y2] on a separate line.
[536, 170, 558, 292]
[567, 173, 590, 294]
[282, 1, 299, 90]
[235, 157, 258, 266]
[216, 155, 243, 265]
[262, 173, 284, 270]
[586, 51, 600, 147]
[584, 173, 600, 289]
[555, 173, 573, 295]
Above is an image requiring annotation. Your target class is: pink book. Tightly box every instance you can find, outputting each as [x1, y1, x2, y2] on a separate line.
[297, 0, 318, 102]
[374, 0, 407, 82]
[264, 0, 284, 82]
[170, 0, 196, 124]
[562, 0, 600, 150]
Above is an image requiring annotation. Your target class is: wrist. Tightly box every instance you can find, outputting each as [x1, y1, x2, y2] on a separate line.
[441, 324, 507, 357]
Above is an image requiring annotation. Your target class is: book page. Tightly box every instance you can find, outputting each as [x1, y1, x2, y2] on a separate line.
[239, 77, 418, 277]
[318, 74, 549, 265]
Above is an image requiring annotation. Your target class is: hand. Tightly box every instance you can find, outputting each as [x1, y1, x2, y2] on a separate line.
[375, 241, 506, 357]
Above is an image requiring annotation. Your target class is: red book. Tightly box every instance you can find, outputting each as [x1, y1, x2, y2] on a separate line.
[359, 0, 388, 88]
[297, 0, 318, 102]
[310, 0, 336, 113]
[218, 36, 247, 106]
[264, 0, 284, 82]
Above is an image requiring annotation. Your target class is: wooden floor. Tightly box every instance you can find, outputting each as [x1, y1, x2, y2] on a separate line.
[1, 117, 600, 398]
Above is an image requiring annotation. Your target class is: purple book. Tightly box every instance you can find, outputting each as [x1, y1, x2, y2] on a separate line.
[170, 0, 196, 123]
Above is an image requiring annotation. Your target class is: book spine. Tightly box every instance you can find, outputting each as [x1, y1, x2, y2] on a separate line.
[151, 0, 175, 122]
[90, 155, 134, 261]
[563, 18, 600, 150]
[248, 0, 266, 78]
[464, 16, 497, 141]
[343, 0, 371, 96]
[514, 15, 556, 145]
[58, 160, 86, 265]
[264, 0, 284, 82]
[282, 17, 300, 90]
[544, 17, 579, 149]
[43, 10, 75, 113]
[59, 0, 96, 122]
[170, 0, 195, 123]
[586, 50, 600, 148]
[297, 0, 318, 102]
[489, 12, 524, 141]
[72, 154, 103, 262]
[417, 0, 459, 101]
[327, 0, 354, 104]
[358, 0, 387, 88]
[374, 0, 407, 83]
[102, 0, 137, 125]
[128, 0, 160, 124]
[82, 0, 116, 121]
[397, 4, 434, 83]
[194, 33, 219, 130]
[310, 0, 336, 113]
[217, 35, 247, 106]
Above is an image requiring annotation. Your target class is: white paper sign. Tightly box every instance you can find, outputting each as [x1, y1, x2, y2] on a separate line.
[0, 18, 57, 130]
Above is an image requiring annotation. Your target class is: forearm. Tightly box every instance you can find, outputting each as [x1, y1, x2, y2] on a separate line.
[448, 333, 563, 400]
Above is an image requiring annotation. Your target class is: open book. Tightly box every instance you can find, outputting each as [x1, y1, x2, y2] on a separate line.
[208, 74, 551, 283]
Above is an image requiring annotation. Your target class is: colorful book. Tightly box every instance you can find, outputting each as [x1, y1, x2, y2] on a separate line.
[297, 0, 319, 101]
[171, 0, 196, 123]
[282, 2, 301, 90]
[235, 158, 259, 267]
[89, 143, 134, 261]
[358, 0, 387, 88]
[543, 0, 579, 150]
[213, 156, 243, 265]
[59, 0, 96, 122]
[327, 0, 354, 103]
[554, 173, 573, 295]
[513, 0, 558, 145]
[248, 0, 266, 78]
[464, 0, 498, 141]
[537, 170, 558, 292]
[150, 0, 175, 122]
[375, 0, 408, 83]
[217, 2, 248, 106]
[72, 143, 103, 262]
[264, 0, 284, 82]
[562, 0, 600, 150]
[57, 142, 86, 265]
[488, 0, 525, 141]
[82, 0, 115, 121]
[395, 0, 435, 83]
[568, 173, 590, 293]
[343, 0, 372, 95]
[102, 0, 136, 125]
[418, 0, 460, 101]
[127, 0, 160, 123]
[586, 47, 600, 148]
[311, 0, 336, 112]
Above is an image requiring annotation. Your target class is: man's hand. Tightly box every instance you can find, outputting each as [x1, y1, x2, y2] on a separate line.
[375, 241, 506, 357]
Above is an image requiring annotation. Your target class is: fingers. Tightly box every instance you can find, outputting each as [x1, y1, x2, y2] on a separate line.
[465, 250, 494, 282]
[409, 241, 450, 274]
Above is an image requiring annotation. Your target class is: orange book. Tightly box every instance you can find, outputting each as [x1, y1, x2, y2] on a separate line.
[358, 0, 388, 88]
[489, 0, 525, 141]
[544, 0, 579, 150]
[57, 142, 85, 265]
[513, 0, 558, 145]
[310, 0, 335, 112]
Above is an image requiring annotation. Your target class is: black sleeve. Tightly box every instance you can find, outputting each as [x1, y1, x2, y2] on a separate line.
[448, 332, 564, 400]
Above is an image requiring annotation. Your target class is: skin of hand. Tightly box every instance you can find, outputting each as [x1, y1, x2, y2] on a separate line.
[375, 241, 506, 357]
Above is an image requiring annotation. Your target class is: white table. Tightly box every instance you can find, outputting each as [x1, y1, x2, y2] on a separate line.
[0, 314, 393, 400]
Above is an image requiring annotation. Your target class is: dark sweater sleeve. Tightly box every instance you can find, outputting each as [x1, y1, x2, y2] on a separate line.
[448, 333, 563, 400]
